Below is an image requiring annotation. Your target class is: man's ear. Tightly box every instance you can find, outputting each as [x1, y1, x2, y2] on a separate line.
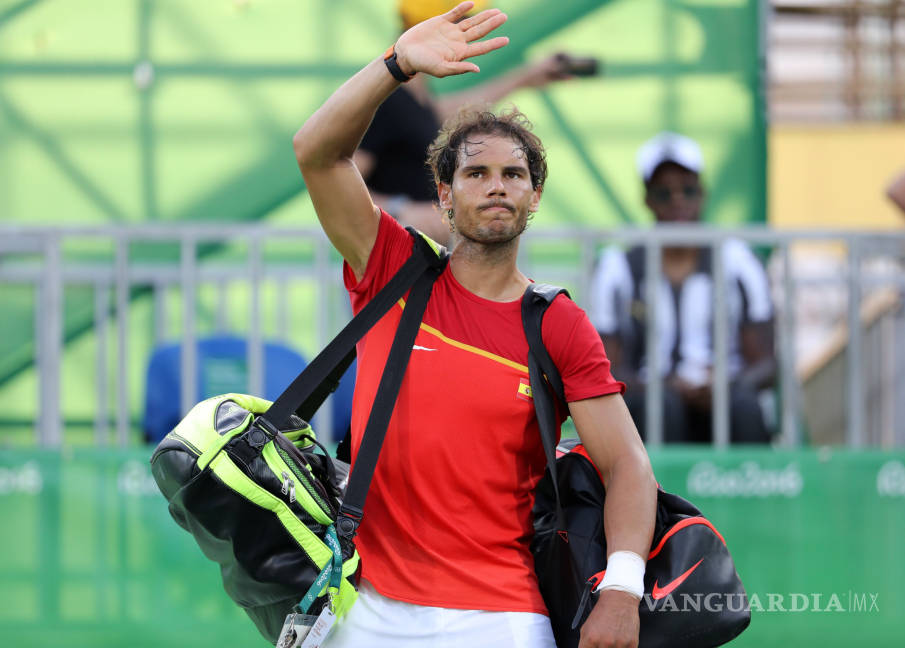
[529, 185, 543, 212]
[438, 182, 452, 211]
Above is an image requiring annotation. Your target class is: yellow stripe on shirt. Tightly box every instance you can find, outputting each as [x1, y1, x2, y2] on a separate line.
[395, 299, 530, 374]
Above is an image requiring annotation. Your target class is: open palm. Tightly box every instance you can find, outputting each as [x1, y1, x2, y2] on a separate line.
[395, 2, 510, 78]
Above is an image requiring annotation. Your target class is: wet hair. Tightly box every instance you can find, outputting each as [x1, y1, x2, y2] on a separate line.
[427, 107, 548, 190]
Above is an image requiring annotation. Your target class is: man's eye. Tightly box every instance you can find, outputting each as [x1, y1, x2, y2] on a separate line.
[470, 171, 482, 178]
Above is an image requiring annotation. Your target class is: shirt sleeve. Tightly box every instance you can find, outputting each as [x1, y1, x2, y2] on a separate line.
[343, 210, 413, 313]
[724, 239, 773, 323]
[587, 246, 632, 335]
[542, 294, 625, 402]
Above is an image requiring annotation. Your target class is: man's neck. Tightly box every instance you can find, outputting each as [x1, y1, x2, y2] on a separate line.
[661, 246, 701, 286]
[448, 238, 529, 302]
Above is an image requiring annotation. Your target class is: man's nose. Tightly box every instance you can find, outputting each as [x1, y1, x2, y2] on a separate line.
[486, 173, 506, 195]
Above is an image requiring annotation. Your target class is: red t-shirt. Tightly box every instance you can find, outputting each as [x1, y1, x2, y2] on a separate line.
[344, 211, 624, 613]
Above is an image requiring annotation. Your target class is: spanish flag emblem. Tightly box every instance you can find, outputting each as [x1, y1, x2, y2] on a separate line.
[517, 377, 532, 402]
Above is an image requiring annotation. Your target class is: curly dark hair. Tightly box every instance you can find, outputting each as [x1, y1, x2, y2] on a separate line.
[426, 107, 548, 191]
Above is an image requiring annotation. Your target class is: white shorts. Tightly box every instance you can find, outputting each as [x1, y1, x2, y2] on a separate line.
[322, 580, 556, 648]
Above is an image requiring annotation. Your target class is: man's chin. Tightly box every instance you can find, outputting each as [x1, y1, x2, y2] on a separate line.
[479, 221, 528, 244]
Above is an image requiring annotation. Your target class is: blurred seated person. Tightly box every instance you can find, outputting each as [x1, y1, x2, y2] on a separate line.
[353, 0, 585, 245]
[588, 132, 776, 444]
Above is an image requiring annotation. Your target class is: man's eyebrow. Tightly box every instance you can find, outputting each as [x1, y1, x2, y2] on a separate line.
[459, 164, 529, 174]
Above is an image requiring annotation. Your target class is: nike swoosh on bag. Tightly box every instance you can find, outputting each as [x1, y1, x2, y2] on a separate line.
[412, 345, 437, 352]
[651, 558, 704, 600]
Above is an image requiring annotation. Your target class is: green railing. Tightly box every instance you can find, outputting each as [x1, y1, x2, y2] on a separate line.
[1, 0, 767, 394]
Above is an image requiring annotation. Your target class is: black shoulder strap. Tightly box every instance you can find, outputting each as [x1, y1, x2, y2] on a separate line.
[257, 228, 446, 545]
[260, 228, 445, 429]
[521, 283, 569, 530]
[336, 259, 441, 542]
[521, 283, 568, 405]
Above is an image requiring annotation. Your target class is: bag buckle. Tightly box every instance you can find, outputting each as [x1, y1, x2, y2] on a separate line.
[249, 415, 281, 448]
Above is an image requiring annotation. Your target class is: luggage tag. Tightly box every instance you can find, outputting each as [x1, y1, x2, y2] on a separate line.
[276, 611, 319, 648]
[281, 527, 343, 647]
[298, 604, 337, 648]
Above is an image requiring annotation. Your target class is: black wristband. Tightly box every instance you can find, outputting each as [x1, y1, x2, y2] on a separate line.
[383, 45, 414, 83]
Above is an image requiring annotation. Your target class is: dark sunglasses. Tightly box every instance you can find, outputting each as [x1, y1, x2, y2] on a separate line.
[648, 184, 702, 204]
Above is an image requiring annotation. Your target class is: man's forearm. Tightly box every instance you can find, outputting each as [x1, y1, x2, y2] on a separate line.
[570, 395, 656, 560]
[434, 54, 569, 121]
[576, 431, 656, 648]
[434, 68, 528, 120]
[602, 452, 657, 560]
[294, 57, 400, 168]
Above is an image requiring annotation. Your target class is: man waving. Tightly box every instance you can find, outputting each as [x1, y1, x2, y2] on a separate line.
[293, 4, 656, 647]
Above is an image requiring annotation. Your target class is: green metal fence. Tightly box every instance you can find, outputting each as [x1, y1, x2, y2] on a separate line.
[1, 0, 767, 411]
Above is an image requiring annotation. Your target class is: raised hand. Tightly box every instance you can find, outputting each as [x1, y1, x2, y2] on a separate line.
[394, 1, 509, 78]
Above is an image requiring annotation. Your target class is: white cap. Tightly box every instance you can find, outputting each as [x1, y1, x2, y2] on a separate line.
[636, 131, 703, 183]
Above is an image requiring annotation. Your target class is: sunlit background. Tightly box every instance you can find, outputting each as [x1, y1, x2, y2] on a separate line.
[1, 1, 904, 646]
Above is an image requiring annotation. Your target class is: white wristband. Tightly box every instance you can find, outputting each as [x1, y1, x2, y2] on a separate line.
[595, 550, 646, 600]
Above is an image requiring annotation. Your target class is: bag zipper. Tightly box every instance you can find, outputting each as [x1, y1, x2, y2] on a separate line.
[273, 436, 336, 520]
[280, 471, 296, 504]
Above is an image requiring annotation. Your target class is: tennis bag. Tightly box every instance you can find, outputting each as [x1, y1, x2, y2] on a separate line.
[150, 229, 446, 645]
[522, 284, 750, 648]
[150, 395, 357, 643]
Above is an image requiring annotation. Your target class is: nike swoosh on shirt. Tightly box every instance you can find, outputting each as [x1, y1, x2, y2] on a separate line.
[651, 558, 704, 600]
[412, 345, 437, 352]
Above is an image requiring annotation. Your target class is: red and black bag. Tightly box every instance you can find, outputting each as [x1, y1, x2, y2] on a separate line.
[522, 284, 751, 648]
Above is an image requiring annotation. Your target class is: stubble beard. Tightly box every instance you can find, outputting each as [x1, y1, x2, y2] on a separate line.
[454, 209, 530, 259]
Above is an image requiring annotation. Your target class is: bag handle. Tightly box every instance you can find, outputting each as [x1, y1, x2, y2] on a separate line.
[520, 283, 569, 530]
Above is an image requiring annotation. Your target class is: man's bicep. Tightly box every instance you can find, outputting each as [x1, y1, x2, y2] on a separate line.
[302, 159, 379, 279]
[352, 149, 377, 181]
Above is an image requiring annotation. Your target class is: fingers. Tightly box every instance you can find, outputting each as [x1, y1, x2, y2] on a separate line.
[461, 10, 508, 41]
[436, 60, 481, 77]
[443, 1, 476, 22]
[463, 36, 509, 60]
[457, 7, 503, 32]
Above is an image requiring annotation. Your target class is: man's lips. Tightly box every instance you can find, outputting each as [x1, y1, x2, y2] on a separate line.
[479, 203, 515, 214]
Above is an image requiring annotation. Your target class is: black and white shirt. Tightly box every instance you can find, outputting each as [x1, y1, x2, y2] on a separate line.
[588, 238, 773, 385]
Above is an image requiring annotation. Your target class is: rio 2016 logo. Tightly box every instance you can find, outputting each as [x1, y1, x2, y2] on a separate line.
[686, 461, 804, 498]
[0, 462, 43, 495]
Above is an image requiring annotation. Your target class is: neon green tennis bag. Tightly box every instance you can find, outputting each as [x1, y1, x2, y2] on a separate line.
[149, 229, 446, 646]
[150, 395, 358, 642]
